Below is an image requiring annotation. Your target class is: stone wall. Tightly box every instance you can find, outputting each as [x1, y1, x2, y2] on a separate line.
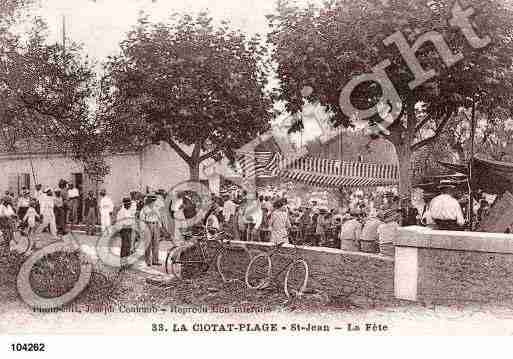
[231, 241, 398, 308]
[417, 248, 513, 305]
[395, 226, 513, 305]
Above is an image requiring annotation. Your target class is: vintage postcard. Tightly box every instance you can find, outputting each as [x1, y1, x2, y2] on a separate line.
[2, 0, 513, 350]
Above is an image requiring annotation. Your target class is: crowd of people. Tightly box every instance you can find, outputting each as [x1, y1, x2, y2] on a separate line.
[211, 188, 404, 257]
[0, 178, 500, 263]
[206, 181, 499, 257]
[0, 183, 86, 247]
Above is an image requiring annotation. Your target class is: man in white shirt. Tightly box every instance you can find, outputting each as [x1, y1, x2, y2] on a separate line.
[67, 183, 80, 225]
[116, 197, 135, 269]
[339, 209, 362, 251]
[36, 189, 57, 238]
[140, 195, 161, 266]
[99, 189, 114, 233]
[424, 183, 465, 230]
[222, 194, 237, 223]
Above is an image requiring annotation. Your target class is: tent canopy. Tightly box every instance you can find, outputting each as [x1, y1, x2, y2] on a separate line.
[280, 156, 399, 188]
[439, 156, 513, 194]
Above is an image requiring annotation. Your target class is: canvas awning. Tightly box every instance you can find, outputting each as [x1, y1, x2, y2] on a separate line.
[280, 156, 399, 188]
[439, 156, 513, 194]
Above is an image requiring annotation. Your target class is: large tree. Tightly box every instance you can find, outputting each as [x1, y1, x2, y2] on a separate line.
[100, 12, 274, 180]
[268, 0, 513, 198]
[0, 10, 104, 183]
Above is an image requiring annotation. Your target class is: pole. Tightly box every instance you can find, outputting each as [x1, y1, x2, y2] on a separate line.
[468, 99, 476, 229]
[62, 14, 66, 52]
[62, 14, 67, 67]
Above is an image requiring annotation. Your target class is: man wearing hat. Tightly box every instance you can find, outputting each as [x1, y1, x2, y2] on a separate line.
[33, 184, 43, 214]
[424, 180, 465, 230]
[222, 192, 237, 230]
[83, 191, 98, 235]
[17, 188, 31, 231]
[269, 198, 291, 245]
[36, 188, 57, 239]
[376, 208, 401, 257]
[116, 197, 135, 269]
[54, 189, 65, 234]
[338, 208, 363, 251]
[140, 194, 161, 266]
[360, 208, 383, 253]
[99, 189, 114, 233]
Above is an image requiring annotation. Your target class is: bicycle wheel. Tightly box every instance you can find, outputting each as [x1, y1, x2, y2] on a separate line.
[216, 245, 251, 283]
[283, 259, 309, 298]
[245, 252, 272, 289]
[165, 246, 183, 279]
[10, 231, 31, 255]
[166, 243, 208, 280]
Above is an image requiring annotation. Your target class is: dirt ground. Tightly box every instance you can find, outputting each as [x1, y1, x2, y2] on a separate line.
[4, 234, 513, 336]
[0, 233, 410, 314]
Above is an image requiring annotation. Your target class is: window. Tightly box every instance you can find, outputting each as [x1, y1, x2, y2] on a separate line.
[7, 173, 31, 195]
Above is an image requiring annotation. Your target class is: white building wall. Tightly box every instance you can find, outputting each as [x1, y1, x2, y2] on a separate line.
[0, 142, 213, 205]
[102, 154, 143, 204]
[0, 153, 142, 206]
[141, 142, 209, 192]
[0, 154, 82, 193]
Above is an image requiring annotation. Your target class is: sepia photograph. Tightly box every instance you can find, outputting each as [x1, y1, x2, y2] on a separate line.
[2, 0, 513, 349]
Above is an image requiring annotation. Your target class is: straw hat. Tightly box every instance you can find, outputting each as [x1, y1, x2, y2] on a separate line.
[438, 179, 456, 190]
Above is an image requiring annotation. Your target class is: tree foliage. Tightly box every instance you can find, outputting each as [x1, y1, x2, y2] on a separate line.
[100, 12, 273, 180]
[0, 10, 107, 182]
[449, 109, 513, 162]
[268, 0, 513, 196]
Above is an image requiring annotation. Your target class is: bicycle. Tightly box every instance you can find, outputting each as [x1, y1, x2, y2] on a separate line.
[245, 241, 309, 299]
[165, 229, 252, 282]
[0, 217, 32, 255]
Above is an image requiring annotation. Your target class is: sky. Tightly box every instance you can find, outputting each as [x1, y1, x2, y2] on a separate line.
[22, 0, 289, 63]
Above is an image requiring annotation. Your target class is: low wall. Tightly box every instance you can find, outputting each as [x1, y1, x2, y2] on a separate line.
[227, 241, 397, 307]
[395, 226, 513, 305]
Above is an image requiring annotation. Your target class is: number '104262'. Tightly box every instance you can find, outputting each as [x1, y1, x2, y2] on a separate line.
[10, 343, 46, 352]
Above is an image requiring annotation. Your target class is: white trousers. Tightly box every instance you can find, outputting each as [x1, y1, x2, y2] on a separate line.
[37, 212, 57, 237]
[100, 211, 111, 233]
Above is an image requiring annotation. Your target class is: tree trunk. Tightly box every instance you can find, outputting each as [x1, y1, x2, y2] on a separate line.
[188, 162, 200, 181]
[395, 141, 412, 202]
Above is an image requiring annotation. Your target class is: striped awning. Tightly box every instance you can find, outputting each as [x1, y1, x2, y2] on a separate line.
[233, 151, 399, 188]
[237, 151, 281, 178]
[280, 156, 399, 188]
